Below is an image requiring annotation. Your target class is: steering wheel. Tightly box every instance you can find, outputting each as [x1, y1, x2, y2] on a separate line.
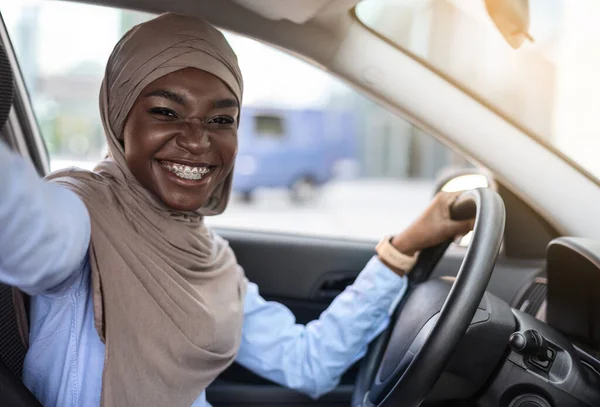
[352, 188, 505, 407]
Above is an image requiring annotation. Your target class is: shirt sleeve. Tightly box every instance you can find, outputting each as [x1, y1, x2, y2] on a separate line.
[0, 142, 91, 295]
[235, 255, 407, 399]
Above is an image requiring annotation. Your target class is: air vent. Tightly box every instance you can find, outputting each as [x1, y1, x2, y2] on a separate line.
[516, 277, 547, 318]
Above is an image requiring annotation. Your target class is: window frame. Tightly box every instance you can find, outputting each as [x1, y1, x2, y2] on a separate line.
[352, 3, 600, 190]
[0, 12, 48, 176]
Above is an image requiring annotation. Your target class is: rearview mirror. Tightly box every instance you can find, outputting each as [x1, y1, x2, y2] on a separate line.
[484, 0, 533, 49]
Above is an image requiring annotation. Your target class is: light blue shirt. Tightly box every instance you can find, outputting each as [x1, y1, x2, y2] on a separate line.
[0, 142, 407, 407]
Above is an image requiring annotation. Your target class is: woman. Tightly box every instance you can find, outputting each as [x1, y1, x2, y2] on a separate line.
[0, 13, 473, 407]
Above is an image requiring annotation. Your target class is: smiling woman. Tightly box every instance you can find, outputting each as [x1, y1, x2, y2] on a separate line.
[40, 13, 248, 406]
[0, 9, 481, 407]
[123, 68, 240, 211]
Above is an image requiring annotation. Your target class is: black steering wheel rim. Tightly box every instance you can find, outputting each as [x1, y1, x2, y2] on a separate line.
[352, 188, 505, 407]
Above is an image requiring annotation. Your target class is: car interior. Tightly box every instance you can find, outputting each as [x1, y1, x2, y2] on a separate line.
[1, 1, 600, 407]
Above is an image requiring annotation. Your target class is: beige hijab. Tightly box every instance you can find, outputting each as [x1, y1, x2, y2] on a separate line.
[47, 13, 246, 407]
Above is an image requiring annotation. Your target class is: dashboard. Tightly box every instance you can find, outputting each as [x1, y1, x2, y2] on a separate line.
[477, 237, 600, 407]
[545, 237, 600, 355]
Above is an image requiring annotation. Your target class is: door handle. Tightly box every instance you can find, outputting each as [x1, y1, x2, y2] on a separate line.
[314, 274, 356, 300]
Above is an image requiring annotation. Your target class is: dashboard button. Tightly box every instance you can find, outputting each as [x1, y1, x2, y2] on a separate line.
[531, 355, 551, 370]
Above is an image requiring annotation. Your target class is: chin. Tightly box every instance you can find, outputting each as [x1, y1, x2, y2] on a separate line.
[168, 201, 207, 212]
[160, 194, 209, 212]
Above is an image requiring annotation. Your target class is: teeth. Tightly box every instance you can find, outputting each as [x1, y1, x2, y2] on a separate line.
[161, 162, 211, 180]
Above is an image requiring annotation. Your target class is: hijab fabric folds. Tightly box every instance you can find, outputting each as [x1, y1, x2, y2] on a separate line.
[46, 13, 246, 407]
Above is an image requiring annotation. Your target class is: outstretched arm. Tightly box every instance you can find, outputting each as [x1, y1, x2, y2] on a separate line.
[0, 142, 90, 294]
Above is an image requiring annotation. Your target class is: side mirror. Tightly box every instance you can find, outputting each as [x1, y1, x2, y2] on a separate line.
[434, 168, 496, 247]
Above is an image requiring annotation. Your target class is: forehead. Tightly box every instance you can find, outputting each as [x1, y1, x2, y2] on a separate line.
[144, 67, 236, 100]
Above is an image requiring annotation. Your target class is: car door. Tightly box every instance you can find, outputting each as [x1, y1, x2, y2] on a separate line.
[2, 3, 549, 407]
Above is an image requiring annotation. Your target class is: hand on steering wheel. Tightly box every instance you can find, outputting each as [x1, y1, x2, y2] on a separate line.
[352, 188, 505, 407]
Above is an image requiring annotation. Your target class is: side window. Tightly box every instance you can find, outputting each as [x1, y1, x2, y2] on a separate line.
[4, 1, 471, 241]
[254, 115, 285, 139]
[2, 2, 153, 171]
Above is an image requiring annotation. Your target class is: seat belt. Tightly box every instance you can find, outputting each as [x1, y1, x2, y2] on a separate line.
[11, 288, 29, 349]
[0, 357, 42, 406]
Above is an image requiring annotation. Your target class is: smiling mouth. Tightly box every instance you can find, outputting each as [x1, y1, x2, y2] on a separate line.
[159, 161, 214, 181]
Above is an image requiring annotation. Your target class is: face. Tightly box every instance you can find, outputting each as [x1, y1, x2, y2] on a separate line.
[122, 68, 239, 211]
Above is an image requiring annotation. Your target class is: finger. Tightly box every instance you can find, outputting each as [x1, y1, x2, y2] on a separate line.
[466, 218, 475, 230]
[443, 191, 464, 206]
[449, 196, 477, 221]
[447, 218, 475, 238]
[437, 191, 463, 220]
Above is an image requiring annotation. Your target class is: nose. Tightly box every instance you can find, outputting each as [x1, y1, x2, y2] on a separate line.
[175, 120, 210, 154]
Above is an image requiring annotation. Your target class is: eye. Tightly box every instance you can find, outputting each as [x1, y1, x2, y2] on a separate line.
[148, 107, 178, 119]
[208, 116, 235, 126]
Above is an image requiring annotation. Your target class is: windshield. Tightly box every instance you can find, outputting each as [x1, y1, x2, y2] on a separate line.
[356, 0, 600, 182]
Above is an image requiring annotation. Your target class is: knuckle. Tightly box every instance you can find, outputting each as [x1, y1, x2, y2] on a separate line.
[434, 192, 447, 203]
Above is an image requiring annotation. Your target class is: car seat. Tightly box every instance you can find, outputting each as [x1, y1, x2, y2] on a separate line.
[0, 41, 43, 406]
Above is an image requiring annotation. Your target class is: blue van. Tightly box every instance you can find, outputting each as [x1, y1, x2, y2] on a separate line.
[232, 107, 357, 202]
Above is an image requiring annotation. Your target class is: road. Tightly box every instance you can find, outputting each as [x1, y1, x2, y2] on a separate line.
[208, 179, 435, 241]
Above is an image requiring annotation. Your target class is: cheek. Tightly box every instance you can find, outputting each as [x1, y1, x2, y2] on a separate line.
[220, 135, 238, 168]
[125, 121, 165, 160]
[123, 130, 148, 173]
[123, 118, 164, 181]
[122, 122, 140, 168]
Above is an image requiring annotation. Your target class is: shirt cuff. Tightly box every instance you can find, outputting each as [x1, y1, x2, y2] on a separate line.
[354, 255, 408, 316]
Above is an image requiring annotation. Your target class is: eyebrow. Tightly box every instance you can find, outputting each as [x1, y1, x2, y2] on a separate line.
[145, 89, 185, 105]
[211, 98, 239, 110]
[144, 90, 238, 110]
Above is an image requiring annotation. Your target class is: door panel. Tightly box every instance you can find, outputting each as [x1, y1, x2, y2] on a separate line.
[222, 228, 543, 306]
[224, 229, 376, 301]
[208, 228, 544, 406]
